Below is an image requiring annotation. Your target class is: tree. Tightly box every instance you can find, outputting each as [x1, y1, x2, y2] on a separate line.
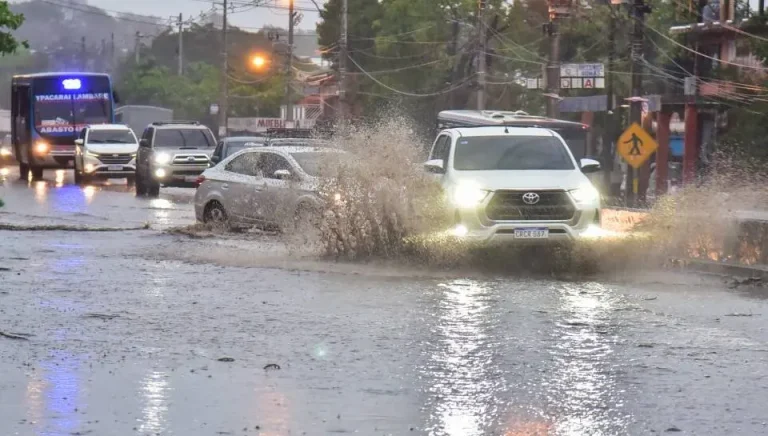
[0, 0, 27, 55]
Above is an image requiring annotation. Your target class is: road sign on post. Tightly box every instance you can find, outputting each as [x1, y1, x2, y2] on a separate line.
[618, 123, 658, 169]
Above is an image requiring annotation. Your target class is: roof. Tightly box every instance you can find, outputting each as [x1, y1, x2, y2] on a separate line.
[86, 124, 133, 130]
[224, 136, 265, 143]
[438, 110, 587, 129]
[258, 146, 339, 154]
[12, 72, 110, 79]
[452, 126, 557, 137]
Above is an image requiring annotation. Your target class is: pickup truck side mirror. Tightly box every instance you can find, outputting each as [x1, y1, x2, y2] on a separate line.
[74, 139, 84, 146]
[210, 155, 221, 165]
[424, 159, 445, 174]
[580, 158, 601, 174]
[139, 139, 149, 148]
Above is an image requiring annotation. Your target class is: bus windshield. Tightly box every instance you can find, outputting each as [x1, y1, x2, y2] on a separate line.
[31, 76, 112, 137]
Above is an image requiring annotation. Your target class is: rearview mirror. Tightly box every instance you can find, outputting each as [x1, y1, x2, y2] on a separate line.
[139, 139, 149, 148]
[274, 169, 291, 179]
[74, 139, 84, 146]
[580, 158, 601, 174]
[424, 159, 445, 174]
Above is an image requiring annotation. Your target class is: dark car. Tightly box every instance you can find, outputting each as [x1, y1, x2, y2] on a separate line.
[135, 121, 217, 197]
[210, 136, 265, 166]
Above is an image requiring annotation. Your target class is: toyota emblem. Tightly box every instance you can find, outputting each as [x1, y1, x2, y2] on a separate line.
[522, 192, 540, 205]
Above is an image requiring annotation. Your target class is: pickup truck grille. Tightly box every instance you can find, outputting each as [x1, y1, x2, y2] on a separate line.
[485, 190, 575, 221]
[96, 154, 133, 165]
[173, 154, 209, 165]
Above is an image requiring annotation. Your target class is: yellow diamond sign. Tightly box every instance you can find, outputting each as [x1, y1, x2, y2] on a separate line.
[617, 123, 658, 169]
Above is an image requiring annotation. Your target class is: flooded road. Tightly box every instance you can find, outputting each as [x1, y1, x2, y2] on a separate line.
[2, 168, 768, 435]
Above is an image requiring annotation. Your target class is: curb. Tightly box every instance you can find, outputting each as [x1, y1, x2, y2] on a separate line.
[672, 258, 768, 279]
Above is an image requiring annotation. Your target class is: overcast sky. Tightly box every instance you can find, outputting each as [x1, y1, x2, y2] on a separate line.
[14, 0, 322, 31]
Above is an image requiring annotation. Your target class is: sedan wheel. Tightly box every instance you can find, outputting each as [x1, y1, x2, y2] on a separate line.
[204, 201, 229, 225]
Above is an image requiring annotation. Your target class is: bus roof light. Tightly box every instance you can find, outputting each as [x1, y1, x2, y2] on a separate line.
[62, 79, 81, 90]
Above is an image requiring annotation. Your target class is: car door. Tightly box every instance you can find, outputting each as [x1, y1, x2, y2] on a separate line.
[222, 151, 265, 223]
[255, 151, 296, 223]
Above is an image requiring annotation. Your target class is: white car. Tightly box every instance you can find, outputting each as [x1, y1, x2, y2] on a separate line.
[74, 124, 139, 184]
[195, 146, 338, 227]
[424, 126, 602, 243]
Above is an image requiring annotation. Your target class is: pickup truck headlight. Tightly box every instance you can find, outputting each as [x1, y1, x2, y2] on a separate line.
[453, 182, 490, 208]
[154, 152, 171, 165]
[569, 184, 600, 204]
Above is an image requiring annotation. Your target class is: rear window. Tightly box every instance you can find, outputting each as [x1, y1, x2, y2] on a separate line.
[154, 128, 214, 148]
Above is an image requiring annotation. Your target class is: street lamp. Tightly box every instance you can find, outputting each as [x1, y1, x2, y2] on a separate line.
[251, 54, 267, 69]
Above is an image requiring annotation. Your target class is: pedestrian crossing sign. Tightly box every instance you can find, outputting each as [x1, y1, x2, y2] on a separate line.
[617, 123, 658, 169]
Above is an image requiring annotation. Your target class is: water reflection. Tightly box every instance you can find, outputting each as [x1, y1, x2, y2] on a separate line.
[54, 170, 65, 187]
[137, 371, 170, 435]
[423, 280, 503, 436]
[24, 350, 84, 436]
[149, 198, 174, 226]
[547, 284, 626, 435]
[34, 180, 47, 204]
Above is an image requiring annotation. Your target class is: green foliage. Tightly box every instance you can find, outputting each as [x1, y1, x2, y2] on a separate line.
[0, 1, 27, 55]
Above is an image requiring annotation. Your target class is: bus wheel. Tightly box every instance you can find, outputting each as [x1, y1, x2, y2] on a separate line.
[19, 163, 29, 180]
[31, 166, 44, 180]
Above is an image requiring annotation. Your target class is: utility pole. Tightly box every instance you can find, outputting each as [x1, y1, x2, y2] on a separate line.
[110, 33, 115, 72]
[626, 0, 651, 206]
[178, 13, 184, 75]
[544, 18, 560, 118]
[285, 0, 295, 122]
[134, 31, 141, 64]
[477, 0, 487, 110]
[338, 0, 348, 121]
[602, 8, 616, 196]
[219, 0, 228, 138]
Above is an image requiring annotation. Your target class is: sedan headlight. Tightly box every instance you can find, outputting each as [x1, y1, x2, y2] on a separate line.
[569, 184, 601, 204]
[453, 182, 490, 208]
[154, 152, 171, 165]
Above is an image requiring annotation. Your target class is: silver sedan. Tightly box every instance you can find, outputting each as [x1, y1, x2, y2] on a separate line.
[194, 146, 340, 228]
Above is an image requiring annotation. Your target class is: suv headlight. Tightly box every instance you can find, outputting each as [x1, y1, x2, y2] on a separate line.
[569, 184, 600, 205]
[453, 182, 490, 208]
[154, 152, 171, 165]
[86, 150, 100, 157]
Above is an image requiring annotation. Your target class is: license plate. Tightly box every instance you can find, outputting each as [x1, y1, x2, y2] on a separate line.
[184, 176, 198, 182]
[514, 228, 549, 239]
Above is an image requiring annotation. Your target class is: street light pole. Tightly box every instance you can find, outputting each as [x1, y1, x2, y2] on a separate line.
[285, 0, 295, 123]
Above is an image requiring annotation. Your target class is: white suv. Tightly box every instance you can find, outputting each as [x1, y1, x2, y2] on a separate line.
[424, 126, 602, 243]
[74, 124, 139, 184]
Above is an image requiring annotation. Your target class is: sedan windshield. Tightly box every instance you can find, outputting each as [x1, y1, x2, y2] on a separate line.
[88, 130, 136, 144]
[453, 135, 575, 170]
[154, 129, 214, 149]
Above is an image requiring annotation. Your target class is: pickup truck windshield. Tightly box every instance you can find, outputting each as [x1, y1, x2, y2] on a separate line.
[453, 136, 575, 170]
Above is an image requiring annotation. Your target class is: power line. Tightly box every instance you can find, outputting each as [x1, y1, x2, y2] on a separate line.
[347, 55, 472, 97]
[40, 0, 171, 27]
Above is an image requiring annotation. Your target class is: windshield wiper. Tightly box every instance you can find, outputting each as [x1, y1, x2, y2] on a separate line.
[104, 139, 128, 143]
[179, 146, 199, 149]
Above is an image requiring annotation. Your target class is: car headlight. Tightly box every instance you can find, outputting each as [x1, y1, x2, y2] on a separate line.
[86, 150, 100, 157]
[569, 184, 601, 204]
[453, 182, 490, 208]
[0, 147, 11, 157]
[154, 152, 171, 165]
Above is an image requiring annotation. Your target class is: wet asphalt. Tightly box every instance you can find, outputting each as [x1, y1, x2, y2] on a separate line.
[2, 168, 768, 436]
